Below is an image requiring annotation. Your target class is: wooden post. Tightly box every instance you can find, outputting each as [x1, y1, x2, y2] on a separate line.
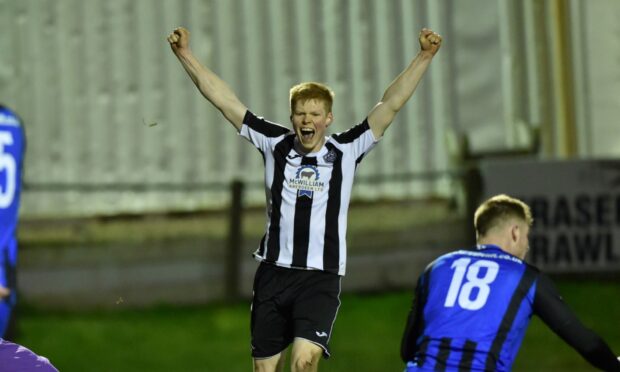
[463, 166, 483, 247]
[225, 180, 244, 301]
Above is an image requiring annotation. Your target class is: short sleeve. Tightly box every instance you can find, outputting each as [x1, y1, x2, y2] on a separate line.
[239, 110, 291, 152]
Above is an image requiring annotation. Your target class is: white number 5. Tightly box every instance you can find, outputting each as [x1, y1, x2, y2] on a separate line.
[444, 258, 499, 310]
[0, 131, 16, 208]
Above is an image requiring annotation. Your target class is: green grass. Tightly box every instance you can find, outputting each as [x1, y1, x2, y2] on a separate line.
[13, 280, 620, 372]
[15, 303, 252, 372]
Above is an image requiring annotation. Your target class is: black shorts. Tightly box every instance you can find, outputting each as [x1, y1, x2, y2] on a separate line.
[250, 262, 341, 359]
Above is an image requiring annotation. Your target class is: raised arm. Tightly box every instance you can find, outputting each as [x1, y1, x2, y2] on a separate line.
[167, 27, 247, 131]
[367, 28, 442, 139]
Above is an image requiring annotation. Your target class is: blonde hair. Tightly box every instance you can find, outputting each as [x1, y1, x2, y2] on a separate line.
[289, 82, 334, 114]
[474, 194, 533, 238]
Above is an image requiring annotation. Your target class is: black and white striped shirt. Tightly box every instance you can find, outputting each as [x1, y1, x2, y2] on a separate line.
[239, 110, 379, 275]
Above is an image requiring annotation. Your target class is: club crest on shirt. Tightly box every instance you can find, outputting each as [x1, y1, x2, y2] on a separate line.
[323, 149, 337, 163]
[290, 165, 324, 198]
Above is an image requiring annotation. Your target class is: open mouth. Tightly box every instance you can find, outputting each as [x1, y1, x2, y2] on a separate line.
[300, 128, 315, 142]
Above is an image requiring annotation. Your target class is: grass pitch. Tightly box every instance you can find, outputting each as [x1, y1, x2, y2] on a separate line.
[14, 280, 620, 372]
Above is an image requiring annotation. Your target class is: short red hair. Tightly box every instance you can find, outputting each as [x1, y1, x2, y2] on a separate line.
[289, 82, 335, 114]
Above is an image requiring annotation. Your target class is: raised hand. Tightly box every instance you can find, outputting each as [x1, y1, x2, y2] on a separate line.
[419, 28, 442, 56]
[167, 27, 190, 53]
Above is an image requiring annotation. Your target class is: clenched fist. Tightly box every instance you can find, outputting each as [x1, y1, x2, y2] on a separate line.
[419, 28, 442, 56]
[167, 27, 190, 53]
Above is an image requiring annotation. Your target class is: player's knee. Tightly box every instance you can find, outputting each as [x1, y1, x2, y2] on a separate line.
[253, 355, 281, 372]
[292, 356, 314, 371]
[291, 349, 321, 372]
[253, 361, 267, 372]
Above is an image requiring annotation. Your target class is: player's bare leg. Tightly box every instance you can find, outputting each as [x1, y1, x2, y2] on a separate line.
[253, 352, 285, 372]
[291, 339, 323, 372]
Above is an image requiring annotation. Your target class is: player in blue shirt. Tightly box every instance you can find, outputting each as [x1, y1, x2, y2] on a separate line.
[0, 105, 58, 371]
[0, 104, 25, 339]
[401, 194, 620, 371]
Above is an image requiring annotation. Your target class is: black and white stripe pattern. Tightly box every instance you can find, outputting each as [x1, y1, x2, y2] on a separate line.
[239, 111, 379, 275]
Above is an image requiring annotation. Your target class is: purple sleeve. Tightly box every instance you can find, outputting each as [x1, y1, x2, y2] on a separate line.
[0, 339, 59, 372]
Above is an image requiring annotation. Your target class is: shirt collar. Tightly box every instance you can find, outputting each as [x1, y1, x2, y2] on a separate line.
[475, 244, 503, 251]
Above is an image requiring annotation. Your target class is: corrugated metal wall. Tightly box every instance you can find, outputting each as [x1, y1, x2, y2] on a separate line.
[1, 0, 618, 217]
[579, 0, 620, 156]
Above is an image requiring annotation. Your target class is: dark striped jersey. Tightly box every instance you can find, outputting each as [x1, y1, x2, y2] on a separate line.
[0, 105, 24, 301]
[239, 110, 378, 275]
[401, 245, 620, 372]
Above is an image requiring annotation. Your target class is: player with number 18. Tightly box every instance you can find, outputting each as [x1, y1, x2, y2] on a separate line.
[401, 194, 620, 371]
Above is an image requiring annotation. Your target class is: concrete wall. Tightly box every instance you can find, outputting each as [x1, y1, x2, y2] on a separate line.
[17, 218, 466, 309]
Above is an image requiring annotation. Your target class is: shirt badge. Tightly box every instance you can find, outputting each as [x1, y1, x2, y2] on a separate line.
[323, 149, 337, 163]
[289, 165, 324, 198]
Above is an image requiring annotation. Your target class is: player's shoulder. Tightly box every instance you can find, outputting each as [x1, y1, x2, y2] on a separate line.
[242, 110, 291, 137]
[330, 118, 372, 144]
[523, 260, 541, 273]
